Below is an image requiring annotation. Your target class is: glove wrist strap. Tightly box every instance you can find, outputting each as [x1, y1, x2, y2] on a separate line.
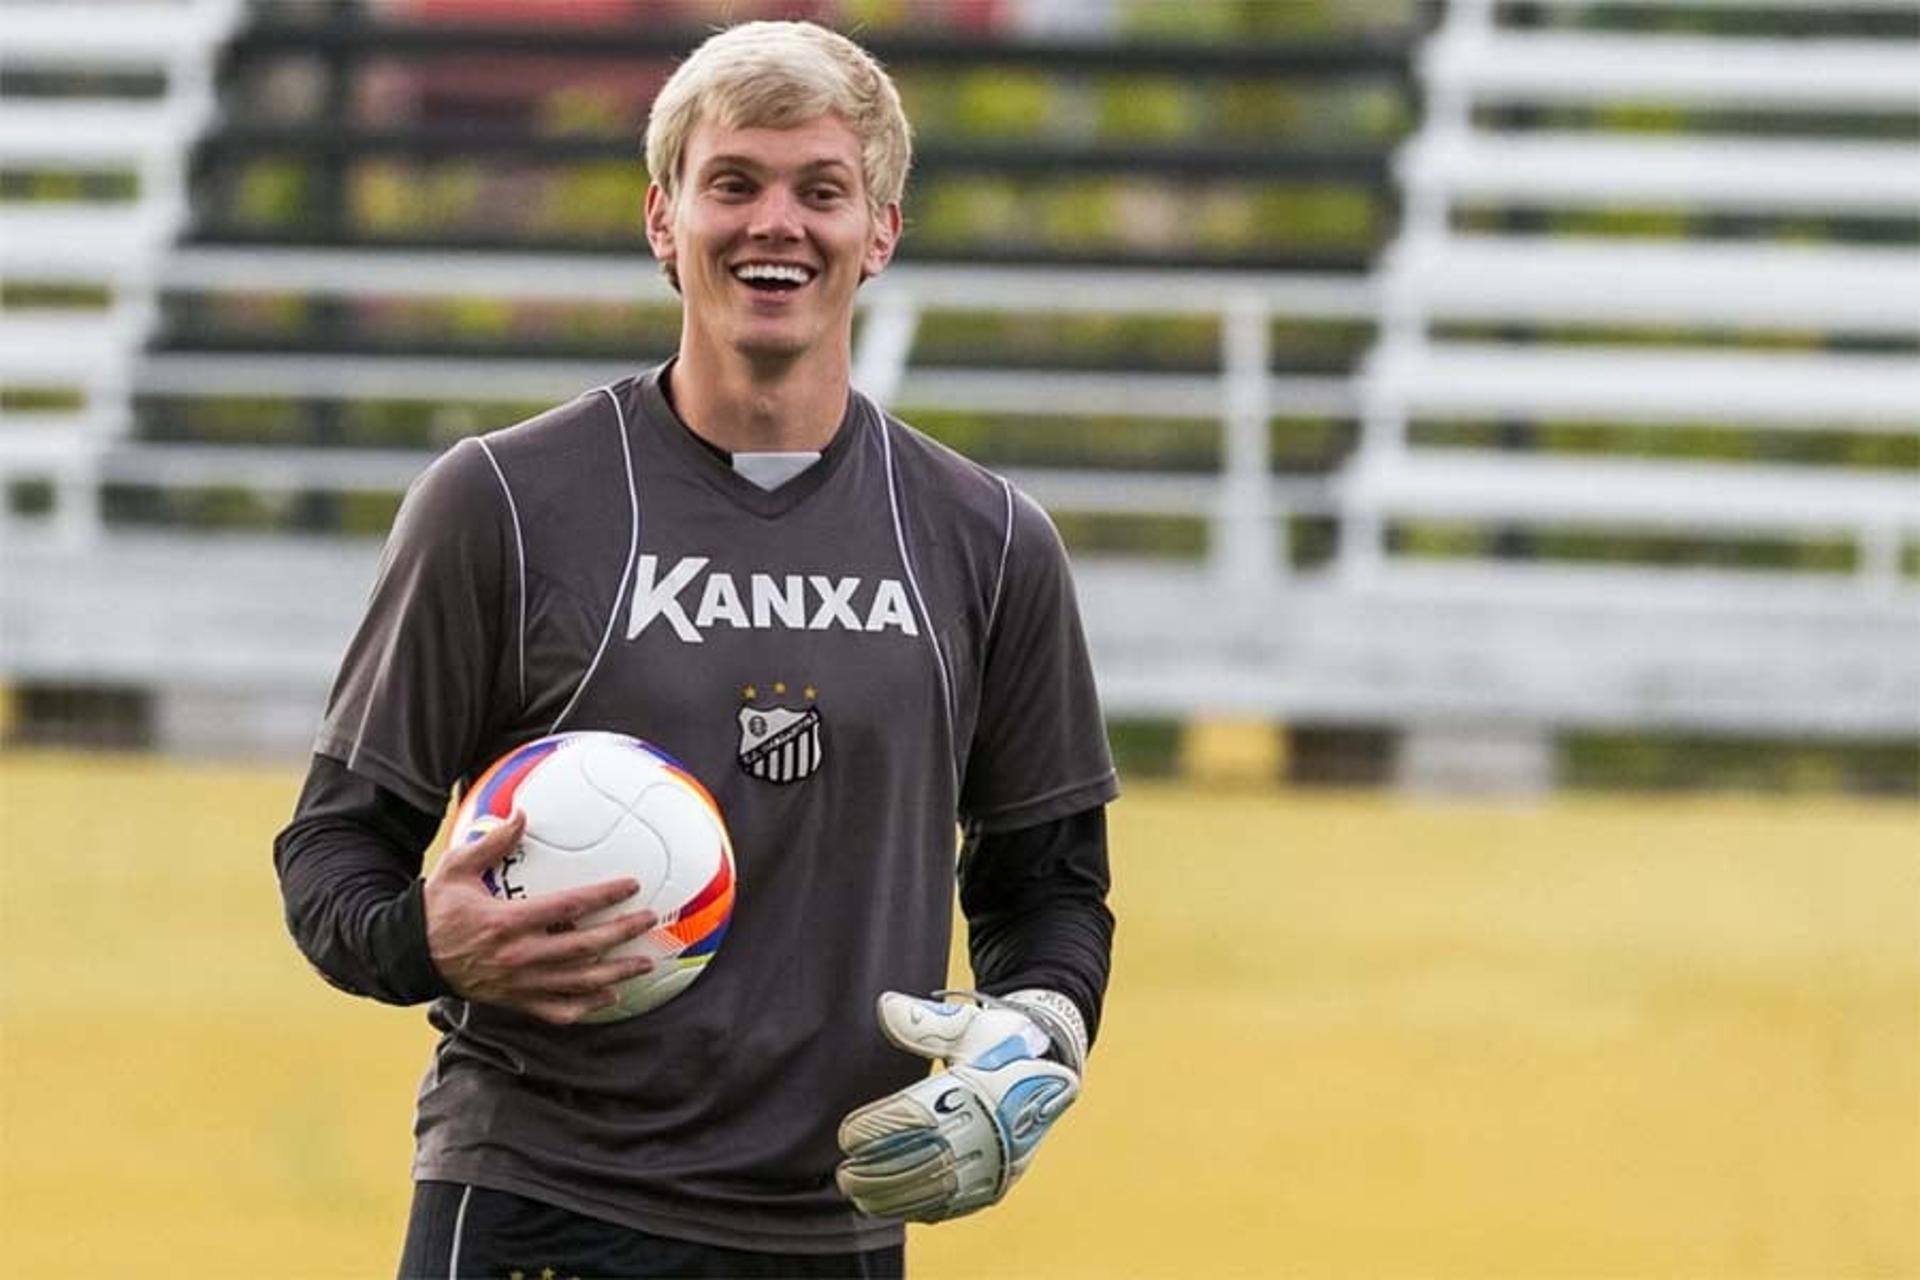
[996, 988, 1089, 1076]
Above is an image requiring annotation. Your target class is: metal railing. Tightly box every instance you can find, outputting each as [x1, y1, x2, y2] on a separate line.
[2, 1, 1915, 751]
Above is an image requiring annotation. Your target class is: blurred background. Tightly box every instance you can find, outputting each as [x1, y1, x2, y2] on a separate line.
[1, 0, 1915, 1275]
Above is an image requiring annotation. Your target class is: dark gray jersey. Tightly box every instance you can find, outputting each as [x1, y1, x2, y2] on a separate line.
[314, 366, 1117, 1252]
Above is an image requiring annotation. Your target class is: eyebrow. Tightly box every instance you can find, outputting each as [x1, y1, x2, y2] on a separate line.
[699, 154, 857, 179]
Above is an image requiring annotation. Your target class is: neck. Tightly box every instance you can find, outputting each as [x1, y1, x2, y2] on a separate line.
[667, 333, 851, 454]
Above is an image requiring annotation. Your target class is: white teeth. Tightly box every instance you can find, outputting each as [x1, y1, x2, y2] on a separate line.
[733, 263, 813, 284]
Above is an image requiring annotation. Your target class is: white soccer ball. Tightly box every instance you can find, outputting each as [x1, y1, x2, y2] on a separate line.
[450, 731, 737, 1020]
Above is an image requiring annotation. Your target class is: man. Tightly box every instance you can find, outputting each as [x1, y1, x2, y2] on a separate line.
[274, 20, 1117, 1279]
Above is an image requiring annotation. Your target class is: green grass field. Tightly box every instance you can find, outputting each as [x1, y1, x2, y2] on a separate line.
[1, 753, 1915, 1277]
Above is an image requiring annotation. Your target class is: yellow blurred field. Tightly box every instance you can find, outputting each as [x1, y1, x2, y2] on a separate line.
[1, 753, 1915, 1277]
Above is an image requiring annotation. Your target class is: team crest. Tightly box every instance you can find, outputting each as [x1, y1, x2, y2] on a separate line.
[737, 681, 824, 784]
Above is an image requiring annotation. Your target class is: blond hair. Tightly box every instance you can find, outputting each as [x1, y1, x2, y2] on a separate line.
[645, 20, 912, 215]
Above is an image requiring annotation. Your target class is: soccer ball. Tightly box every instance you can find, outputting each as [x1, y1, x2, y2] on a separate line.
[450, 731, 736, 1021]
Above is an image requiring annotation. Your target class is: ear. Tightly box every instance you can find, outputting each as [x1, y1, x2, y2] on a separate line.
[862, 202, 902, 279]
[644, 183, 676, 268]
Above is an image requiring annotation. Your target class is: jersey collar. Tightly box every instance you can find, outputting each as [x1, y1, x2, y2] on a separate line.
[630, 361, 868, 519]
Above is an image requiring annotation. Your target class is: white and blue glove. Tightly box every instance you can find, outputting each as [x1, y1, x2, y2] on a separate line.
[835, 988, 1087, 1223]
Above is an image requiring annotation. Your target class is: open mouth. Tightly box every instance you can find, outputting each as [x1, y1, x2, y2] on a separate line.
[732, 262, 818, 294]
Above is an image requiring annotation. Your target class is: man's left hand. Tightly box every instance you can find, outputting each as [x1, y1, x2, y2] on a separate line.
[835, 991, 1080, 1223]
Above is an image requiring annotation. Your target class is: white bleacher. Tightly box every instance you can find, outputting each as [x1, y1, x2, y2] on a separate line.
[1335, 0, 1920, 774]
[118, 255, 1360, 521]
[1400, 132, 1920, 215]
[1387, 236, 1920, 334]
[0, 314, 127, 382]
[1364, 343, 1920, 427]
[1402, 27, 1920, 217]
[0, 205, 172, 283]
[0, 100, 199, 169]
[1344, 454, 1920, 533]
[0, 3, 242, 67]
[0, 0, 245, 544]
[1339, 453, 1920, 597]
[1351, 1, 1920, 600]
[1419, 30, 1920, 109]
[140, 251, 1364, 420]
[0, 2, 1916, 768]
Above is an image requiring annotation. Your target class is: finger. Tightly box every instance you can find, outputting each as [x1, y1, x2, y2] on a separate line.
[516, 952, 656, 999]
[875, 991, 977, 1059]
[838, 1132, 943, 1180]
[513, 876, 642, 931]
[440, 810, 525, 876]
[838, 1089, 942, 1153]
[837, 1143, 955, 1219]
[512, 910, 657, 968]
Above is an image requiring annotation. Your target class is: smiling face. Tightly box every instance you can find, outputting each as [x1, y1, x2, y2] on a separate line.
[646, 112, 901, 373]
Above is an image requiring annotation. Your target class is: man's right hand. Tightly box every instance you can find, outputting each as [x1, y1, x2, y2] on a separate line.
[423, 811, 657, 1025]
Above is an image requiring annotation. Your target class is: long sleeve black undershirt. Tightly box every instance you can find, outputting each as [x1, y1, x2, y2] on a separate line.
[272, 755, 450, 1005]
[275, 754, 1115, 1046]
[958, 806, 1114, 1047]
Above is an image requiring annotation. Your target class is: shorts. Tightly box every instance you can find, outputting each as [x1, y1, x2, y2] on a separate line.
[397, 1180, 906, 1280]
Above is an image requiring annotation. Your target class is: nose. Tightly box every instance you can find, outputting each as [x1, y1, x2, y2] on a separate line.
[747, 184, 804, 243]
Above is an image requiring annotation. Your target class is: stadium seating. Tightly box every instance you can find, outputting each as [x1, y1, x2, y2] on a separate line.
[0, 0, 1914, 780]
[1350, 1, 1920, 585]
[0, 0, 244, 543]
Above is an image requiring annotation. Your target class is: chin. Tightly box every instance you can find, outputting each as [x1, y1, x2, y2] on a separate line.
[731, 327, 816, 363]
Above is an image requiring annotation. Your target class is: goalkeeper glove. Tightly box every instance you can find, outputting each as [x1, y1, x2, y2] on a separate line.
[835, 988, 1086, 1223]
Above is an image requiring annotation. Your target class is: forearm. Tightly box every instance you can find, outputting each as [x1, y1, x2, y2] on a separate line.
[272, 754, 451, 1005]
[958, 805, 1114, 1048]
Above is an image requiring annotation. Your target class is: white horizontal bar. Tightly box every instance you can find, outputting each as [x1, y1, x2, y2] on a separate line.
[897, 370, 1356, 420]
[0, 419, 106, 472]
[1342, 453, 1920, 531]
[0, 2, 239, 68]
[1400, 133, 1920, 215]
[134, 353, 642, 401]
[94, 444, 428, 491]
[1365, 342, 1920, 429]
[1424, 32, 1920, 110]
[76, 444, 1351, 524]
[1388, 234, 1920, 333]
[1352, 559, 1920, 619]
[0, 101, 194, 167]
[999, 469, 1222, 516]
[157, 249, 1379, 318]
[159, 249, 681, 304]
[0, 203, 177, 282]
[0, 314, 128, 380]
[131, 354, 1363, 420]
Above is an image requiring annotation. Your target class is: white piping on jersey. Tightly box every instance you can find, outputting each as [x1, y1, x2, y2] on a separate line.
[985, 476, 1015, 638]
[474, 437, 529, 709]
[549, 385, 642, 733]
[448, 1183, 473, 1279]
[345, 673, 380, 779]
[879, 416, 959, 786]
